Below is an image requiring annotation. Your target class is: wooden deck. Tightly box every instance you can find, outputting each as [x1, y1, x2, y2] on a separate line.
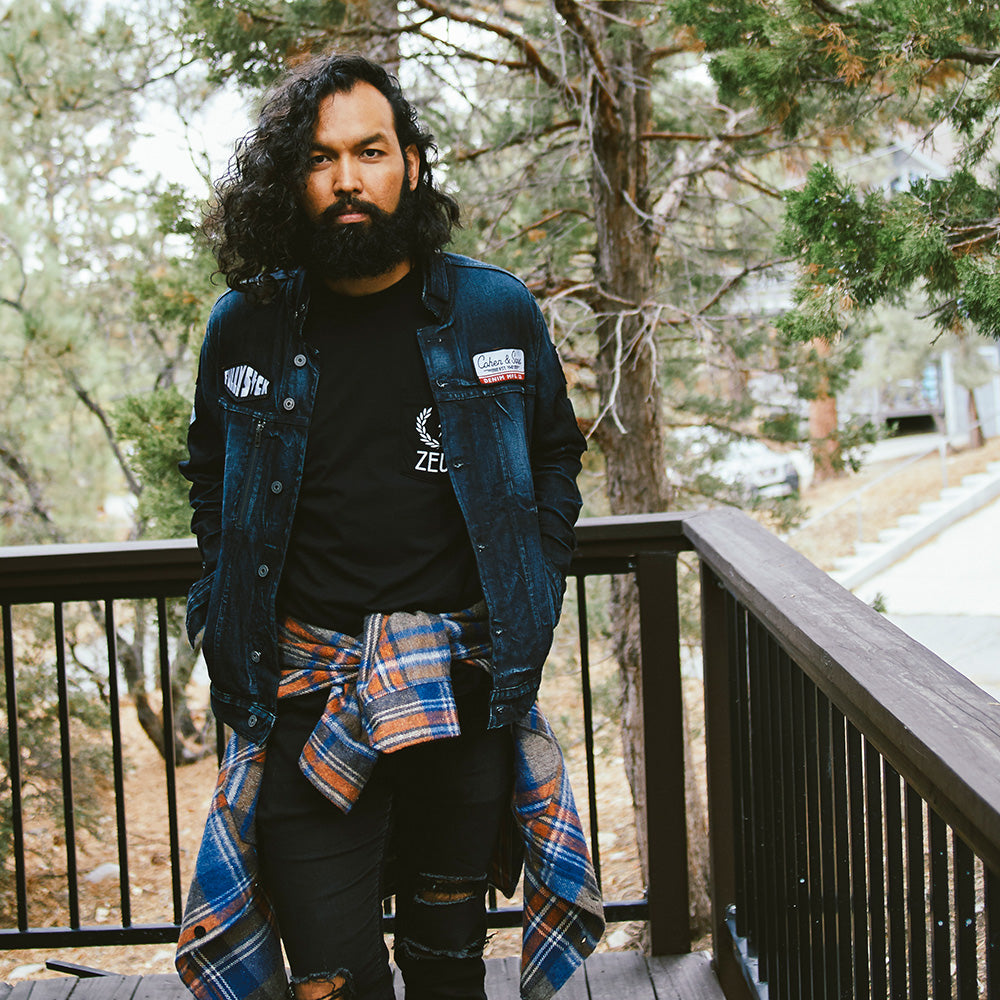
[1, 953, 724, 1000]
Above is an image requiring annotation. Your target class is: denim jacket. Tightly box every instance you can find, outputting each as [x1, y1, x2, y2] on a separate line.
[180, 252, 586, 743]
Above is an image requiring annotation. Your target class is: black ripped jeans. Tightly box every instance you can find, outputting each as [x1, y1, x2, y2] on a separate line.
[256, 674, 513, 1000]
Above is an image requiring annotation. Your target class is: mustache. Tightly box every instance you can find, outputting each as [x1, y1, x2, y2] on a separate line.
[318, 198, 386, 224]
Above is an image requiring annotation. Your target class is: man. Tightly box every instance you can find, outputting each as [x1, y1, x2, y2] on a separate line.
[176, 53, 601, 1000]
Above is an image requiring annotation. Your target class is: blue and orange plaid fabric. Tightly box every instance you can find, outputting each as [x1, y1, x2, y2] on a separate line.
[176, 606, 604, 1000]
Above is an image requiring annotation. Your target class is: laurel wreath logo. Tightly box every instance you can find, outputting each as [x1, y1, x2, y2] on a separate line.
[416, 407, 441, 449]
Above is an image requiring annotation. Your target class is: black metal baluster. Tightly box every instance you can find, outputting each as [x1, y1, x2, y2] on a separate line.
[865, 740, 886, 1000]
[952, 832, 976, 1000]
[733, 600, 754, 948]
[789, 659, 810, 1000]
[759, 625, 783, 996]
[104, 601, 132, 926]
[724, 590, 756, 940]
[816, 693, 839, 997]
[803, 674, 824, 1000]
[986, 863, 998, 998]
[576, 574, 601, 890]
[748, 617, 771, 984]
[831, 706, 852, 997]
[54, 603, 80, 928]
[928, 809, 949, 999]
[882, 761, 905, 1000]
[776, 635, 797, 1000]
[156, 596, 183, 922]
[3, 603, 28, 931]
[847, 722, 870, 1000]
[905, 786, 927, 1000]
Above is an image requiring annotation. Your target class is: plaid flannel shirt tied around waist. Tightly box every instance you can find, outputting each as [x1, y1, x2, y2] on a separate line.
[175, 605, 605, 1000]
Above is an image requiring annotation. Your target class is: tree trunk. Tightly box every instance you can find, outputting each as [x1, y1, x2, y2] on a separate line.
[809, 338, 841, 481]
[581, 14, 709, 938]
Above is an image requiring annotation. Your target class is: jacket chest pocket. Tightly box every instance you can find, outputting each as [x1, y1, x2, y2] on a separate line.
[221, 404, 275, 532]
[485, 384, 533, 486]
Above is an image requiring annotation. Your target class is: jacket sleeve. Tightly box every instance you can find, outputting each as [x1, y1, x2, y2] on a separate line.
[179, 311, 225, 574]
[529, 304, 587, 578]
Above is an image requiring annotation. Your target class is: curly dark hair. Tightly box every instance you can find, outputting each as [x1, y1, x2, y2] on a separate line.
[204, 53, 460, 300]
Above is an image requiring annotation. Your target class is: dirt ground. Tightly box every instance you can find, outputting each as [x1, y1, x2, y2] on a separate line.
[3, 433, 998, 983]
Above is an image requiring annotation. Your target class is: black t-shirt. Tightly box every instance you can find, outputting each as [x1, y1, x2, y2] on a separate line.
[276, 268, 482, 637]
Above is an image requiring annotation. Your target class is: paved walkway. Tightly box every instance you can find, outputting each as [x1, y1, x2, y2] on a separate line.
[853, 495, 1000, 700]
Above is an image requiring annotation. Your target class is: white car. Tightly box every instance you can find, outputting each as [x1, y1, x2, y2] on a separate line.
[714, 438, 802, 499]
[668, 428, 808, 502]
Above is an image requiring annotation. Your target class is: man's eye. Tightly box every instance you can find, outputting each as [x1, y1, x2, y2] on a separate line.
[308, 153, 329, 166]
[361, 149, 383, 158]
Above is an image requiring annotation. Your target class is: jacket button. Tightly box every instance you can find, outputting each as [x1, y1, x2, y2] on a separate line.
[247, 715, 258, 727]
[282, 397, 295, 411]
[270, 481, 282, 494]
[257, 564, 269, 578]
[250, 650, 261, 663]
[194, 925, 207, 939]
[293, 353, 307, 367]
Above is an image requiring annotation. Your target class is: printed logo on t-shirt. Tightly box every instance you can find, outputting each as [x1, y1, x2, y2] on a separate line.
[473, 349, 525, 384]
[413, 406, 448, 474]
[223, 365, 270, 399]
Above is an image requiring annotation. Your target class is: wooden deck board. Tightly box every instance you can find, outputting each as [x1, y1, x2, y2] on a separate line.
[67, 974, 143, 1000]
[483, 955, 520, 1000]
[2, 952, 723, 1000]
[555, 964, 589, 1000]
[646, 954, 725, 1000]
[585, 952, 656, 1000]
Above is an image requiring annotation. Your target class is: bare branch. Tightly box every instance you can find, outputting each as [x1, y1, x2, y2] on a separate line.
[550, 0, 616, 99]
[410, 0, 580, 102]
[62, 368, 143, 497]
[0, 439, 66, 541]
[453, 118, 580, 162]
[719, 163, 785, 200]
[694, 255, 798, 316]
[641, 124, 775, 143]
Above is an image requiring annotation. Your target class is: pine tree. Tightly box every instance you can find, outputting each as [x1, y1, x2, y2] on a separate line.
[670, 0, 1000, 346]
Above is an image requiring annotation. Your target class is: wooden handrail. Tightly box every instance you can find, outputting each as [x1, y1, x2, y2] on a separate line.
[684, 506, 1000, 877]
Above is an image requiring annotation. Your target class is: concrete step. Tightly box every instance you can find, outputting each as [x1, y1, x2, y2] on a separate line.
[831, 460, 1000, 590]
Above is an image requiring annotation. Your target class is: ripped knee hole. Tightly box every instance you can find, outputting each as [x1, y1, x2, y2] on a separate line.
[289, 969, 352, 1000]
[414, 874, 485, 906]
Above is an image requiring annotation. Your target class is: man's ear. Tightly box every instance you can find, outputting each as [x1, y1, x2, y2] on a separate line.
[405, 145, 419, 191]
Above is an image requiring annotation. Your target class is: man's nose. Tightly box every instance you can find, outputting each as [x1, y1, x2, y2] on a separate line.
[333, 159, 362, 195]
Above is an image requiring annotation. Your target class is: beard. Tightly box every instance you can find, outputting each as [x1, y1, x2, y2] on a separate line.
[303, 181, 419, 281]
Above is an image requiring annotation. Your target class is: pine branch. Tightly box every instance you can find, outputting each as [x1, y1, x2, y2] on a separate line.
[809, 0, 1000, 66]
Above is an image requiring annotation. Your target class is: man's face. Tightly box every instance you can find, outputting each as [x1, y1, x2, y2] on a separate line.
[300, 83, 420, 282]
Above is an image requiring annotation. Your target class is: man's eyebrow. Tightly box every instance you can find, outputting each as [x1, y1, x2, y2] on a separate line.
[310, 132, 393, 152]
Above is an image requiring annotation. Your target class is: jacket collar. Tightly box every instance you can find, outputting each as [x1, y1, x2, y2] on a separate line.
[420, 253, 451, 321]
[283, 253, 451, 323]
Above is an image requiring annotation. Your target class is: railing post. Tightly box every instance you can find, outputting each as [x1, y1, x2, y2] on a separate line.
[700, 564, 757, 1000]
[637, 550, 690, 954]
